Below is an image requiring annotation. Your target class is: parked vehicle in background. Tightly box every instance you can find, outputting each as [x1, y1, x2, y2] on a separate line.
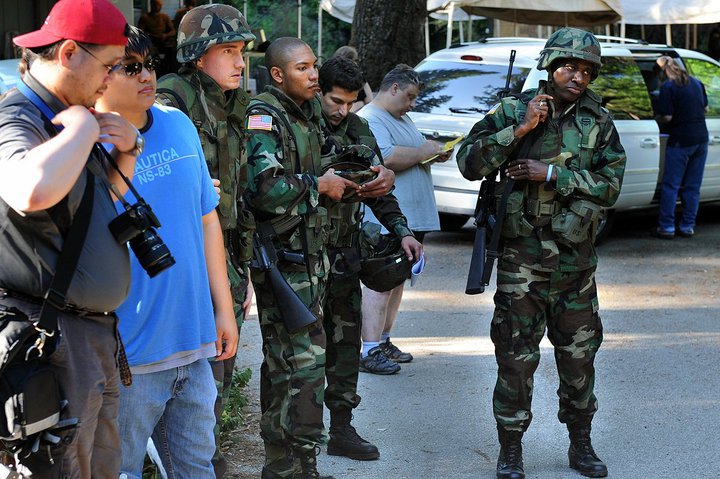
[409, 37, 720, 238]
[0, 58, 21, 95]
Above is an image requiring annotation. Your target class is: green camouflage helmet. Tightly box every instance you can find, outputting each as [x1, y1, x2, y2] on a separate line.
[322, 145, 377, 202]
[536, 27, 602, 79]
[176, 4, 256, 63]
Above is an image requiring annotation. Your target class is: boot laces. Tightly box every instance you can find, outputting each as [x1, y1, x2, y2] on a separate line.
[503, 441, 522, 465]
[334, 424, 364, 443]
[572, 431, 597, 457]
[297, 446, 322, 479]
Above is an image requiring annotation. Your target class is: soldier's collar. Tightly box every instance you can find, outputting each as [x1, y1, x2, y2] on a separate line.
[267, 86, 321, 122]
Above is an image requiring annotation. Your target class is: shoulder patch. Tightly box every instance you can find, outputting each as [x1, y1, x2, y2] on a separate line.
[247, 114, 273, 131]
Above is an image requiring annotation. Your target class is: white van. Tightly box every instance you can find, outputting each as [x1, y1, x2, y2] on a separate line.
[409, 37, 720, 237]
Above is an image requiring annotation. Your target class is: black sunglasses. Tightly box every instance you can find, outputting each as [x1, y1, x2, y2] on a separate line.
[122, 57, 161, 76]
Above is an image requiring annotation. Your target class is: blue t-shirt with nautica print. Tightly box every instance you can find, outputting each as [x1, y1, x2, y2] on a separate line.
[115, 104, 219, 368]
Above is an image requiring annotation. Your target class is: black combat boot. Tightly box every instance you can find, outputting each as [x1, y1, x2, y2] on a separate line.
[568, 425, 608, 477]
[496, 428, 525, 479]
[327, 409, 380, 460]
[294, 446, 335, 479]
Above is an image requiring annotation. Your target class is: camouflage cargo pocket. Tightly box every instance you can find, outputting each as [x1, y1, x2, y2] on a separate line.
[500, 191, 534, 238]
[551, 199, 601, 245]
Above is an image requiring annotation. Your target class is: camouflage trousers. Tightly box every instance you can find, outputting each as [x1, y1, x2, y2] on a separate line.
[491, 259, 603, 433]
[210, 259, 250, 478]
[323, 247, 363, 414]
[254, 256, 328, 476]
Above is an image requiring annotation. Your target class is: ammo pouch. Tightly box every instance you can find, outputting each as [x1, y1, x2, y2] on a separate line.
[0, 306, 62, 445]
[498, 190, 534, 239]
[551, 199, 602, 245]
[232, 208, 256, 265]
[286, 206, 328, 255]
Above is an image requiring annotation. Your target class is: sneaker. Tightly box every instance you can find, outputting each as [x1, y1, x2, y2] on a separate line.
[650, 227, 674, 240]
[380, 338, 413, 363]
[359, 347, 400, 375]
[677, 228, 694, 238]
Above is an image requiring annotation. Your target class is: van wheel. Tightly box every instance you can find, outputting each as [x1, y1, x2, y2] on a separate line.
[439, 213, 471, 231]
[594, 209, 616, 244]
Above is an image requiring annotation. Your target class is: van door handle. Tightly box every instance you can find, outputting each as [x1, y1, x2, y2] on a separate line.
[640, 138, 658, 148]
[710, 136, 720, 145]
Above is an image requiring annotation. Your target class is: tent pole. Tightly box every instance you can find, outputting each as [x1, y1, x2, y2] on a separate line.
[468, 16, 473, 42]
[459, 18, 464, 43]
[685, 24, 690, 50]
[425, 17, 430, 56]
[620, 21, 625, 43]
[605, 24, 610, 37]
[640, 24, 645, 40]
[693, 24, 697, 50]
[297, 0, 302, 39]
[317, 4, 322, 58]
[666, 24, 672, 46]
[446, 2, 454, 48]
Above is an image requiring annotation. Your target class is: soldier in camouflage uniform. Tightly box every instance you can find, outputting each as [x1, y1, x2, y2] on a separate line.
[318, 56, 423, 461]
[154, 5, 256, 477]
[244, 37, 356, 479]
[456, 28, 626, 479]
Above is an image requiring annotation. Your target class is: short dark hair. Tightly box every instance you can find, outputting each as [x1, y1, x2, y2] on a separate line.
[319, 56, 363, 94]
[126, 25, 153, 59]
[265, 37, 311, 71]
[378, 63, 422, 92]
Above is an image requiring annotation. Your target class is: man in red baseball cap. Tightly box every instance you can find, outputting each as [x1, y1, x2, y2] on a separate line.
[0, 0, 142, 477]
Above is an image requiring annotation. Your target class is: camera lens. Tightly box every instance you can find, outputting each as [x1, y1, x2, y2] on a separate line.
[129, 228, 176, 278]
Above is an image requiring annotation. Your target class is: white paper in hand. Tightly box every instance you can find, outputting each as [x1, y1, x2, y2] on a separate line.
[410, 252, 426, 287]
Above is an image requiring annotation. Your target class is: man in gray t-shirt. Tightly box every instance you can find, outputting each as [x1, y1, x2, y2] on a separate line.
[357, 64, 450, 374]
[0, 1, 143, 476]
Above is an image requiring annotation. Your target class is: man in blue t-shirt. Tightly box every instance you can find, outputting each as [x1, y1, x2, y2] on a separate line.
[95, 26, 237, 479]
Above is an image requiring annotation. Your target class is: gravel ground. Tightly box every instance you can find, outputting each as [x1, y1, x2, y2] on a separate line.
[226, 203, 720, 479]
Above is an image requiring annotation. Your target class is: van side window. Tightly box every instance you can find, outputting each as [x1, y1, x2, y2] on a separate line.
[415, 61, 529, 115]
[683, 58, 720, 119]
[591, 56, 653, 120]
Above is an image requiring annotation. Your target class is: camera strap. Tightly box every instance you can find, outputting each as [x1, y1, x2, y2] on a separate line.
[16, 80, 96, 335]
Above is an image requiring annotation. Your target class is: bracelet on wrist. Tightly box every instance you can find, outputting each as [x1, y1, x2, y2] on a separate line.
[546, 164, 554, 182]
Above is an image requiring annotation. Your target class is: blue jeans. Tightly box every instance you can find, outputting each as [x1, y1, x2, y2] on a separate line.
[658, 142, 709, 233]
[118, 359, 217, 479]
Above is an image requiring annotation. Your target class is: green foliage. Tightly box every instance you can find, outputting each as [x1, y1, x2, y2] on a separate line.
[219, 0, 351, 61]
[221, 367, 253, 436]
[684, 57, 720, 118]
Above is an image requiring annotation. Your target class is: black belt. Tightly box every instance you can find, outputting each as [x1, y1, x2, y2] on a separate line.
[0, 288, 111, 317]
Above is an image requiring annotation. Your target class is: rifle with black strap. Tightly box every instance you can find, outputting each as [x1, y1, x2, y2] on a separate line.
[465, 49, 516, 295]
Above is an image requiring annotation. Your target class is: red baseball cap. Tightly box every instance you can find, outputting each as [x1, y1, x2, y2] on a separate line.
[13, 0, 129, 49]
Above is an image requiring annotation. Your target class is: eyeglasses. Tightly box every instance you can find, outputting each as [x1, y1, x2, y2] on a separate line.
[560, 63, 593, 80]
[121, 57, 161, 76]
[76, 43, 123, 75]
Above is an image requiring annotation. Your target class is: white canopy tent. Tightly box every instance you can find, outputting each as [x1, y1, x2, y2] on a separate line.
[617, 0, 720, 47]
[315, 0, 720, 57]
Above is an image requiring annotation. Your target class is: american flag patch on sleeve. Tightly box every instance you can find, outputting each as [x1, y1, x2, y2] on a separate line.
[247, 115, 273, 130]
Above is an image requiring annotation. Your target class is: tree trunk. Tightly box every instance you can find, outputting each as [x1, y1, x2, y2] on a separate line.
[350, 0, 427, 90]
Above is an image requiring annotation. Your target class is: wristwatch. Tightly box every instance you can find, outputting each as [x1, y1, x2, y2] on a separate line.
[124, 129, 145, 156]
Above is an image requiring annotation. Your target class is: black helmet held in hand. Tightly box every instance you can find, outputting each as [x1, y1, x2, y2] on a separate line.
[358, 222, 412, 292]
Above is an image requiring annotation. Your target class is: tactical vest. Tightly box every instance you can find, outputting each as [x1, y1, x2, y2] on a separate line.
[246, 93, 329, 255]
[156, 72, 247, 231]
[500, 91, 604, 244]
[323, 114, 380, 247]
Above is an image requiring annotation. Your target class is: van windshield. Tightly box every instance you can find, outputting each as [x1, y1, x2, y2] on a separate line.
[414, 60, 529, 115]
